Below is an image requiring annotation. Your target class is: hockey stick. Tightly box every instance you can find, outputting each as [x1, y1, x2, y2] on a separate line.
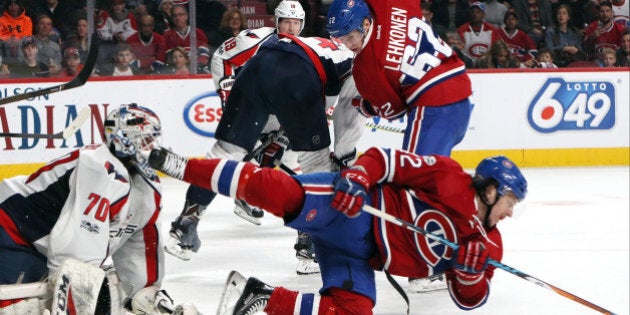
[0, 106, 91, 139]
[0, 33, 99, 106]
[365, 121, 405, 134]
[361, 204, 618, 315]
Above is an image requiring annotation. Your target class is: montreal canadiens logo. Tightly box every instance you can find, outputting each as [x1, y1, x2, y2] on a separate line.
[413, 210, 457, 267]
[183, 91, 223, 137]
[306, 209, 317, 222]
[347, 0, 355, 7]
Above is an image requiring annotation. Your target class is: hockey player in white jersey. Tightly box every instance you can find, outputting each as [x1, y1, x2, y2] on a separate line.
[166, 0, 365, 276]
[0, 104, 197, 315]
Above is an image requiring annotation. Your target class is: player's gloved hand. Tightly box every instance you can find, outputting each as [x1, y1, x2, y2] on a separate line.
[331, 166, 370, 218]
[127, 286, 200, 315]
[453, 237, 489, 283]
[165, 205, 204, 261]
[218, 76, 235, 108]
[351, 97, 378, 117]
[255, 130, 289, 168]
[330, 148, 357, 171]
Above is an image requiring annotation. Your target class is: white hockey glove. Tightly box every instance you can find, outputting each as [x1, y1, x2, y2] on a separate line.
[127, 286, 199, 315]
[218, 76, 235, 108]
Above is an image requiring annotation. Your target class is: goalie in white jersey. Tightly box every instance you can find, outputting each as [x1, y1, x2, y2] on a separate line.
[0, 104, 197, 315]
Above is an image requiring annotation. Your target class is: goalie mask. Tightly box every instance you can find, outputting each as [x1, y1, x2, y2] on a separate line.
[104, 104, 162, 177]
[275, 0, 306, 34]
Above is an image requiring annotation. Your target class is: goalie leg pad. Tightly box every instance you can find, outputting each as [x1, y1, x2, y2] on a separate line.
[0, 296, 50, 315]
[50, 258, 105, 315]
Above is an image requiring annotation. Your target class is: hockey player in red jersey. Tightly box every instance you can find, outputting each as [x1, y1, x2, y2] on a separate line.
[326, 0, 473, 157]
[149, 146, 528, 314]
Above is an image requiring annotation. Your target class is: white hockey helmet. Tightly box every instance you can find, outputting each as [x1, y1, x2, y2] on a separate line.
[274, 0, 306, 34]
[104, 104, 162, 177]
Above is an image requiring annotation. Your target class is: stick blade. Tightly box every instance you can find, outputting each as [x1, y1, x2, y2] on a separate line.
[62, 107, 91, 139]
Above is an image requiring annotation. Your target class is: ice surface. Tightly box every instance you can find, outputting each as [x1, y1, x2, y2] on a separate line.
[159, 166, 629, 315]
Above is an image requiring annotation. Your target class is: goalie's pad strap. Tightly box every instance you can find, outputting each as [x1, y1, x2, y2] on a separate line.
[50, 258, 105, 315]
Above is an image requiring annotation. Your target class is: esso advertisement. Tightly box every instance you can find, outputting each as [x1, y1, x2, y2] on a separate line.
[183, 91, 223, 137]
[528, 78, 615, 133]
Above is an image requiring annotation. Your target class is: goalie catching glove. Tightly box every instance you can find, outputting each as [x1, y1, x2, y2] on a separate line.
[331, 166, 370, 218]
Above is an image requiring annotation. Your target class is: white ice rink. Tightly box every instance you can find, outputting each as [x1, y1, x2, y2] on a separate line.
[158, 166, 629, 315]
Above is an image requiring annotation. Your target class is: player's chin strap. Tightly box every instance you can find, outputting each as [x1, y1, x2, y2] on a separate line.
[473, 178, 499, 229]
[383, 271, 410, 315]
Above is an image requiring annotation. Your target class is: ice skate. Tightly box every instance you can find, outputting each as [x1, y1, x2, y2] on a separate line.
[408, 274, 447, 293]
[233, 199, 264, 226]
[165, 200, 205, 260]
[216, 271, 273, 315]
[149, 147, 188, 180]
[294, 231, 320, 275]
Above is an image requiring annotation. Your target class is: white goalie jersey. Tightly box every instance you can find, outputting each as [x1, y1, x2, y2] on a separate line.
[0, 143, 164, 296]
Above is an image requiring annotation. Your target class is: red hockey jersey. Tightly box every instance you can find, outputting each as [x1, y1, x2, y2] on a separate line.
[353, 0, 472, 120]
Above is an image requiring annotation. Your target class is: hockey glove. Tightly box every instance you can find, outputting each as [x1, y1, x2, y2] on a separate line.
[255, 130, 289, 168]
[351, 97, 378, 117]
[330, 148, 357, 171]
[453, 238, 489, 283]
[127, 287, 199, 315]
[331, 166, 370, 218]
[218, 76, 235, 108]
[165, 202, 204, 261]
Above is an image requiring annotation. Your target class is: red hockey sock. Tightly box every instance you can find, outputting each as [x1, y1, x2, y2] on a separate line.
[265, 287, 298, 314]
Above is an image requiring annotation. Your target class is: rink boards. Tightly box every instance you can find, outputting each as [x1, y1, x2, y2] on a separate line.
[0, 68, 628, 178]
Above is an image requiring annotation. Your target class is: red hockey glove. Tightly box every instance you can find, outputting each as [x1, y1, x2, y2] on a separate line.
[255, 131, 289, 168]
[218, 76, 235, 108]
[453, 238, 489, 282]
[351, 97, 378, 117]
[331, 167, 370, 218]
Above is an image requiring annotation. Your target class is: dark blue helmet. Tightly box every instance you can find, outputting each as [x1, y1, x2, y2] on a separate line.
[326, 0, 371, 38]
[475, 156, 527, 201]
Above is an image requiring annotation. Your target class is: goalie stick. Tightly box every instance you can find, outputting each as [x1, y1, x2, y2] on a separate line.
[0, 33, 99, 106]
[361, 205, 618, 315]
[0, 106, 91, 139]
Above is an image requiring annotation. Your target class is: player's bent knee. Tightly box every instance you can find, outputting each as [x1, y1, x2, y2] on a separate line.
[243, 168, 304, 218]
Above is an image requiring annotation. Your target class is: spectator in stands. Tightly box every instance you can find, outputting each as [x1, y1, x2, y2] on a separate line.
[598, 47, 618, 66]
[611, 0, 630, 27]
[483, 0, 509, 28]
[544, 4, 585, 67]
[64, 15, 89, 63]
[615, 30, 630, 66]
[58, 46, 83, 77]
[535, 47, 559, 67]
[163, 4, 210, 70]
[32, 14, 62, 75]
[457, 2, 501, 64]
[421, 1, 447, 39]
[445, 30, 475, 68]
[153, 0, 174, 34]
[97, 0, 138, 44]
[30, 0, 79, 40]
[96, 42, 139, 75]
[0, 56, 8, 77]
[499, 11, 538, 65]
[476, 39, 519, 68]
[7, 35, 52, 77]
[127, 14, 166, 74]
[0, 0, 32, 66]
[560, 0, 590, 30]
[584, 1, 626, 60]
[197, 0, 226, 50]
[431, 0, 470, 32]
[511, 0, 554, 45]
[160, 45, 189, 74]
[215, 8, 247, 46]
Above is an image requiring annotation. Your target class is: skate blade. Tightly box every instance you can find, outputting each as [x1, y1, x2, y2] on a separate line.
[216, 271, 247, 315]
[296, 260, 320, 275]
[233, 208, 262, 226]
[164, 237, 192, 261]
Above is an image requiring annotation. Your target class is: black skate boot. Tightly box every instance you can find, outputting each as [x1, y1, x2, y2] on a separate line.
[149, 147, 188, 179]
